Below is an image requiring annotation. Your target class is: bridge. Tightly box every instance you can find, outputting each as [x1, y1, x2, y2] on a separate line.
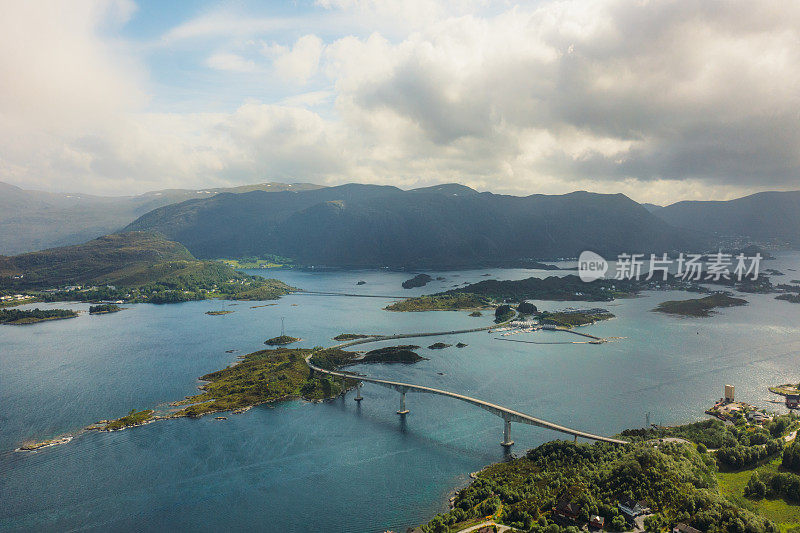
[306, 328, 628, 447]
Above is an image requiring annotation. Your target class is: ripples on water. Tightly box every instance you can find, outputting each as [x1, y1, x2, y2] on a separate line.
[2, 258, 800, 531]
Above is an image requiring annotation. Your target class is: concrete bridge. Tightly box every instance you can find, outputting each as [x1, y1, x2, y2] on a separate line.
[306, 328, 627, 446]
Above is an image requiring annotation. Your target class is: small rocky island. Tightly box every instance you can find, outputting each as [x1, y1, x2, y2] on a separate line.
[333, 333, 376, 341]
[265, 335, 301, 345]
[206, 310, 234, 315]
[654, 293, 748, 317]
[89, 304, 124, 314]
[358, 345, 426, 364]
[402, 273, 432, 289]
[428, 342, 452, 349]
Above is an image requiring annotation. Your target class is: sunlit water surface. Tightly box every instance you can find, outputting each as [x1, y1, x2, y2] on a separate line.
[3, 257, 800, 531]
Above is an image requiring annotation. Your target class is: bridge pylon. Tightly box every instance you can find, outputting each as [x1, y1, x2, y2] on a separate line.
[501, 417, 514, 447]
[354, 382, 363, 402]
[397, 389, 409, 415]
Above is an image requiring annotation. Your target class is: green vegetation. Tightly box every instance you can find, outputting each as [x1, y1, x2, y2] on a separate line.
[206, 310, 234, 315]
[494, 305, 515, 323]
[265, 335, 300, 346]
[538, 310, 614, 328]
[89, 304, 122, 314]
[104, 409, 154, 431]
[654, 293, 749, 317]
[428, 342, 452, 349]
[174, 348, 357, 417]
[469, 311, 482, 317]
[0, 307, 77, 325]
[777, 294, 800, 304]
[782, 442, 800, 475]
[402, 273, 432, 289]
[385, 293, 492, 311]
[443, 275, 642, 302]
[359, 346, 426, 364]
[421, 439, 775, 533]
[0, 231, 297, 305]
[216, 254, 294, 269]
[333, 333, 376, 341]
[770, 384, 800, 396]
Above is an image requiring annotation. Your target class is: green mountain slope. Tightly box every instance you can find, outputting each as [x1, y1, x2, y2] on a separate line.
[0, 181, 321, 255]
[124, 184, 709, 268]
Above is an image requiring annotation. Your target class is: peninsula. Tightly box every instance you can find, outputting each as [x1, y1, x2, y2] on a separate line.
[653, 293, 748, 317]
[0, 308, 77, 325]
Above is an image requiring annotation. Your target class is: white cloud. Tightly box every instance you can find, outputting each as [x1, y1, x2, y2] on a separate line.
[273, 35, 324, 84]
[206, 52, 257, 72]
[2, 0, 800, 206]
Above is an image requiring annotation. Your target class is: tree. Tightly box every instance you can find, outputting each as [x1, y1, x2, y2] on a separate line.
[517, 301, 538, 315]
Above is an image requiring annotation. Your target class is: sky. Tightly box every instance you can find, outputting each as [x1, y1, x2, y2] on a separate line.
[1, 0, 799, 205]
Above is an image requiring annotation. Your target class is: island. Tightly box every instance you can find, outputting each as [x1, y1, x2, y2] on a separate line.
[402, 273, 433, 289]
[385, 293, 492, 312]
[0, 308, 77, 325]
[333, 333, 376, 341]
[172, 348, 359, 417]
[777, 293, 800, 304]
[206, 310, 234, 315]
[419, 415, 799, 533]
[538, 308, 614, 327]
[653, 293, 748, 317]
[265, 335, 301, 346]
[357, 346, 426, 364]
[103, 409, 155, 431]
[427, 342, 451, 349]
[89, 304, 123, 314]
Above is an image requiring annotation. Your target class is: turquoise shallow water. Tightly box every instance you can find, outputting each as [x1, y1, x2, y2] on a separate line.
[2, 259, 800, 532]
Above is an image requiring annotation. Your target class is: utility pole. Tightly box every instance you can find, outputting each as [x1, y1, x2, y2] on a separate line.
[281, 317, 285, 337]
[646, 411, 651, 427]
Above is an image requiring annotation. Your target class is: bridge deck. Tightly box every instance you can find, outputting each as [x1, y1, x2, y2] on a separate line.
[306, 353, 627, 445]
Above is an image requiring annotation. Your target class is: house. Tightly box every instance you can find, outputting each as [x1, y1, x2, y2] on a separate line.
[746, 410, 771, 424]
[589, 515, 605, 530]
[673, 523, 701, 533]
[553, 496, 581, 521]
[618, 500, 649, 519]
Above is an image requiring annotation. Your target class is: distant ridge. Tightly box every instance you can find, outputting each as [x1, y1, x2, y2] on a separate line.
[124, 184, 708, 268]
[653, 190, 800, 245]
[0, 181, 321, 255]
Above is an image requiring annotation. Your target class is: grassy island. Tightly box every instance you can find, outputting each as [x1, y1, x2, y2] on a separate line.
[386, 293, 492, 312]
[428, 342, 452, 349]
[173, 348, 358, 417]
[104, 409, 154, 431]
[333, 333, 376, 341]
[402, 273, 432, 289]
[421, 416, 799, 533]
[538, 309, 614, 327]
[265, 335, 301, 345]
[654, 293, 748, 317]
[769, 383, 800, 396]
[206, 310, 234, 315]
[359, 346, 426, 364]
[0, 307, 77, 325]
[89, 304, 122, 314]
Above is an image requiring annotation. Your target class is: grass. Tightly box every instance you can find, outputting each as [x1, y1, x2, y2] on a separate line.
[385, 293, 492, 311]
[265, 335, 300, 345]
[173, 348, 357, 417]
[717, 455, 800, 533]
[539, 311, 614, 327]
[104, 409, 154, 431]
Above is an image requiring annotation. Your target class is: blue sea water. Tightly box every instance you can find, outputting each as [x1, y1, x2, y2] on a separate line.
[3, 259, 800, 532]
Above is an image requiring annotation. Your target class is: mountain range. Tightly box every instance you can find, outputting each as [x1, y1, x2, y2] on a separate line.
[123, 183, 706, 267]
[2, 180, 798, 268]
[0, 181, 320, 255]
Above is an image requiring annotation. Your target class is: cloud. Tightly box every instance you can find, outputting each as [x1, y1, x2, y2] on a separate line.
[2, 0, 800, 205]
[206, 52, 257, 72]
[272, 35, 324, 84]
